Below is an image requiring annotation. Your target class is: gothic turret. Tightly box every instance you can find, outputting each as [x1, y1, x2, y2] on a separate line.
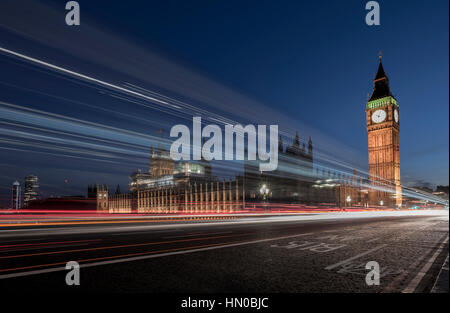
[149, 143, 174, 177]
[308, 136, 313, 156]
[369, 56, 393, 101]
[278, 135, 284, 152]
[293, 131, 300, 148]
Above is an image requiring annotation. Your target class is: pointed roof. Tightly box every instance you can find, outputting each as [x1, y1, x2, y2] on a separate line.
[308, 136, 313, 153]
[374, 58, 388, 81]
[278, 135, 284, 152]
[293, 131, 300, 148]
[369, 56, 392, 101]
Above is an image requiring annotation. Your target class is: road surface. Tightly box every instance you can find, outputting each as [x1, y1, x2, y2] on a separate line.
[0, 211, 447, 293]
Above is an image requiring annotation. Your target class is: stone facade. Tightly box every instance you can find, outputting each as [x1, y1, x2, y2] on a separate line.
[366, 57, 402, 207]
[97, 143, 242, 213]
[97, 179, 243, 214]
[244, 132, 314, 204]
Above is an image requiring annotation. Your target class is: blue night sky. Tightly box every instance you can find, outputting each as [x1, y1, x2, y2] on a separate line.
[0, 0, 448, 200]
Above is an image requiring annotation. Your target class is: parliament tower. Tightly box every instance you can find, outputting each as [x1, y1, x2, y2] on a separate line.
[366, 56, 402, 207]
[149, 144, 174, 178]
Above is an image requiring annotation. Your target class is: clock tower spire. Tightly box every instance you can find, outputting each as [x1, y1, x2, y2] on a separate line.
[366, 56, 402, 207]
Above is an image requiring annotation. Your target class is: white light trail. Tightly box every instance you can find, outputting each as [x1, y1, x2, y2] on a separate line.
[0, 46, 169, 106]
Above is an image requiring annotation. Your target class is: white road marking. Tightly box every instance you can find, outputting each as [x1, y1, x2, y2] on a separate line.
[382, 231, 449, 292]
[271, 241, 346, 253]
[337, 261, 403, 277]
[0, 232, 313, 279]
[402, 236, 449, 293]
[431, 255, 449, 293]
[325, 244, 388, 270]
[318, 234, 357, 242]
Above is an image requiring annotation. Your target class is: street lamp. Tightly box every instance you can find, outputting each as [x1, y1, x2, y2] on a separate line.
[346, 195, 351, 207]
[260, 184, 269, 201]
[380, 200, 384, 206]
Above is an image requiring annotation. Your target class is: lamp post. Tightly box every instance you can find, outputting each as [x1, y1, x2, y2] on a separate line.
[346, 195, 351, 208]
[260, 184, 269, 202]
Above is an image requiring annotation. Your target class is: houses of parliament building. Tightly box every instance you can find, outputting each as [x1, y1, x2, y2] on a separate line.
[97, 144, 244, 213]
[96, 57, 403, 212]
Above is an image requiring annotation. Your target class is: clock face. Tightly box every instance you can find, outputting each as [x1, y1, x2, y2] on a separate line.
[394, 109, 399, 123]
[371, 109, 386, 123]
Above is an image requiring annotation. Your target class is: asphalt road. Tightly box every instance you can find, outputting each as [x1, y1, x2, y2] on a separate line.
[0, 211, 448, 293]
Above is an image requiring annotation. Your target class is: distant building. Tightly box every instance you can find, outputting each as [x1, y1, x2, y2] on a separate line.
[311, 171, 369, 208]
[98, 143, 241, 213]
[244, 131, 314, 203]
[433, 185, 449, 201]
[435, 185, 449, 194]
[432, 191, 448, 201]
[97, 185, 109, 211]
[23, 175, 39, 207]
[149, 144, 174, 177]
[129, 144, 212, 193]
[412, 186, 434, 194]
[11, 180, 21, 210]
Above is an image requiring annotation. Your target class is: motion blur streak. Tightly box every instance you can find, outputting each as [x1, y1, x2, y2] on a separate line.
[0, 239, 100, 249]
[0, 47, 169, 106]
[0, 233, 247, 260]
[0, 23, 445, 202]
[0, 241, 252, 276]
[0, 210, 447, 289]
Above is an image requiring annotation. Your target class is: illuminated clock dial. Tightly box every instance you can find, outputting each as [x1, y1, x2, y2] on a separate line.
[394, 109, 399, 123]
[371, 109, 386, 123]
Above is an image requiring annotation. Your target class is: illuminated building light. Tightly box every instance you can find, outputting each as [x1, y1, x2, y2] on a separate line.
[366, 96, 398, 109]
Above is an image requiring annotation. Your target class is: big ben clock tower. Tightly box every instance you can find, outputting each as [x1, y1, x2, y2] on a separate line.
[366, 56, 402, 207]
